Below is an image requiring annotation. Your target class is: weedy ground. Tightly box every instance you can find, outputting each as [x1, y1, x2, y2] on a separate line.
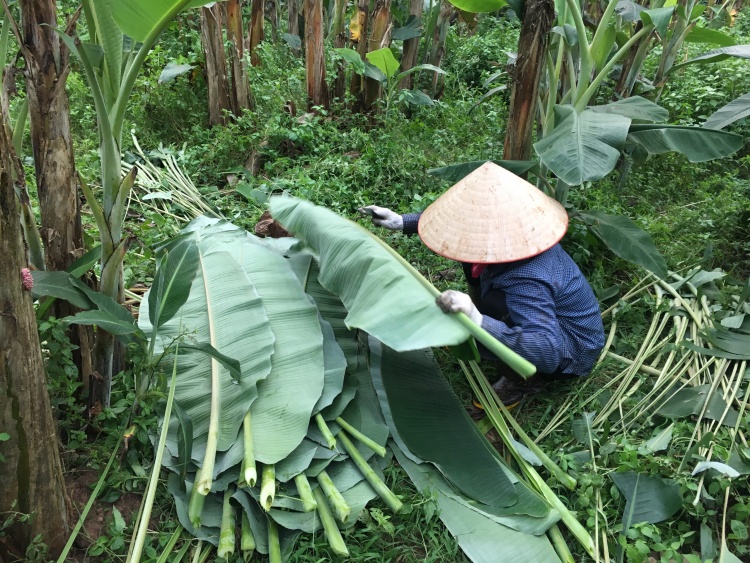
[32, 9, 750, 563]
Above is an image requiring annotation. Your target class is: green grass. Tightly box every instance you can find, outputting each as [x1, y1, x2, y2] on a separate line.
[40, 6, 750, 562]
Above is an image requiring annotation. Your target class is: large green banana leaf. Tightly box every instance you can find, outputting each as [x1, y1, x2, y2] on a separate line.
[200, 230, 326, 464]
[626, 124, 743, 162]
[371, 340, 518, 508]
[269, 196, 469, 351]
[112, 0, 221, 43]
[81, 0, 122, 104]
[393, 448, 562, 563]
[139, 245, 276, 458]
[534, 105, 631, 186]
[369, 339, 557, 524]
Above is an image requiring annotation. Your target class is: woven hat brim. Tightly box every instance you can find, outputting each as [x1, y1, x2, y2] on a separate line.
[417, 162, 569, 263]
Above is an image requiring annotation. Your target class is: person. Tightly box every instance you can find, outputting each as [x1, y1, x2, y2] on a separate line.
[361, 162, 605, 407]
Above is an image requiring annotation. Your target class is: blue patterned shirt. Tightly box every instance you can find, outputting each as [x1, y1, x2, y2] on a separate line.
[402, 213, 605, 376]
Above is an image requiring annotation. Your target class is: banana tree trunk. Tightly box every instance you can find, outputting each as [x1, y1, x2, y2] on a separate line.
[20, 0, 93, 390]
[201, 4, 232, 126]
[503, 0, 554, 163]
[363, 0, 392, 109]
[288, 0, 301, 55]
[330, 0, 349, 102]
[0, 87, 69, 561]
[398, 0, 424, 89]
[305, 0, 329, 110]
[226, 0, 252, 110]
[349, 0, 370, 107]
[427, 1, 453, 97]
[248, 0, 265, 66]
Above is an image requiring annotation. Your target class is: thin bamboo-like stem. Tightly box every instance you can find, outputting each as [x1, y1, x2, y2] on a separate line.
[313, 487, 350, 556]
[129, 344, 182, 562]
[338, 431, 404, 513]
[294, 473, 318, 512]
[316, 470, 351, 522]
[315, 413, 336, 449]
[335, 417, 386, 456]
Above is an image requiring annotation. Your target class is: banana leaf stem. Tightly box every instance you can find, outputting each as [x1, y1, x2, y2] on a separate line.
[370, 233, 536, 378]
[129, 344, 182, 563]
[315, 414, 337, 449]
[548, 524, 575, 563]
[268, 518, 282, 563]
[241, 410, 257, 487]
[155, 526, 183, 563]
[335, 417, 386, 457]
[218, 488, 235, 560]
[294, 474, 318, 512]
[188, 470, 206, 528]
[466, 361, 576, 490]
[338, 431, 403, 513]
[240, 511, 256, 554]
[313, 487, 350, 557]
[260, 464, 276, 511]
[316, 470, 351, 523]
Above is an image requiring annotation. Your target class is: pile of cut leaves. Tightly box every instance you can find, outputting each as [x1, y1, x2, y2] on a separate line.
[135, 198, 569, 561]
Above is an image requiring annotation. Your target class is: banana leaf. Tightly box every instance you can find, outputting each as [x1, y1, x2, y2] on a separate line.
[393, 447, 562, 562]
[370, 340, 517, 508]
[270, 196, 535, 377]
[139, 243, 276, 459]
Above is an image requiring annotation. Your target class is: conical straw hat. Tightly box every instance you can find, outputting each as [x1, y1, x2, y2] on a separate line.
[418, 162, 568, 263]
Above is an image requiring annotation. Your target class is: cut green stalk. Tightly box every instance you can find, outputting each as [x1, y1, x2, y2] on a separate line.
[196, 252, 221, 495]
[294, 474, 318, 512]
[188, 469, 206, 527]
[548, 524, 575, 563]
[241, 410, 257, 487]
[316, 470, 352, 523]
[313, 486, 350, 557]
[171, 535, 192, 563]
[465, 361, 576, 490]
[129, 344, 182, 563]
[260, 464, 276, 511]
[155, 526, 183, 563]
[337, 431, 403, 514]
[315, 413, 337, 449]
[335, 417, 386, 457]
[55, 436, 121, 563]
[267, 518, 282, 563]
[240, 511, 256, 554]
[460, 362, 595, 558]
[217, 488, 235, 560]
[369, 235, 536, 378]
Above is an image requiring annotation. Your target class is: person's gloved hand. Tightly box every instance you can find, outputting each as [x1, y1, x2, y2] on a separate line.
[358, 205, 404, 231]
[436, 290, 483, 325]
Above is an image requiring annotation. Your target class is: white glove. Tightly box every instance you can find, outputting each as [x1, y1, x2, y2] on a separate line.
[358, 205, 404, 231]
[436, 290, 483, 325]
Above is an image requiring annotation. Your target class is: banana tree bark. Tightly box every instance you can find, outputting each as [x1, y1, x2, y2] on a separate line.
[226, 0, 252, 110]
[363, 0, 392, 109]
[427, 0, 453, 96]
[288, 0, 301, 55]
[330, 0, 349, 101]
[502, 0, 554, 162]
[248, 0, 265, 66]
[19, 0, 93, 387]
[0, 83, 69, 561]
[305, 0, 328, 110]
[201, 4, 232, 126]
[349, 0, 369, 107]
[398, 0, 424, 90]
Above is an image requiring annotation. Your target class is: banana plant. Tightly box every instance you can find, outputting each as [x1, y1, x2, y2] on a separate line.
[58, 0, 224, 409]
[334, 47, 445, 119]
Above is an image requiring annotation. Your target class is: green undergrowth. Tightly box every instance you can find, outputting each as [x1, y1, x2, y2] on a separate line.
[42, 6, 750, 562]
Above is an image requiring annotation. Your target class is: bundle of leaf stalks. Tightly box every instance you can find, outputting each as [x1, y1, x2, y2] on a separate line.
[530, 268, 750, 561]
[127, 202, 591, 562]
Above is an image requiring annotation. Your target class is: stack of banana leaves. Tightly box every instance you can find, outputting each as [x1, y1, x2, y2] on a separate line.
[137, 197, 566, 562]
